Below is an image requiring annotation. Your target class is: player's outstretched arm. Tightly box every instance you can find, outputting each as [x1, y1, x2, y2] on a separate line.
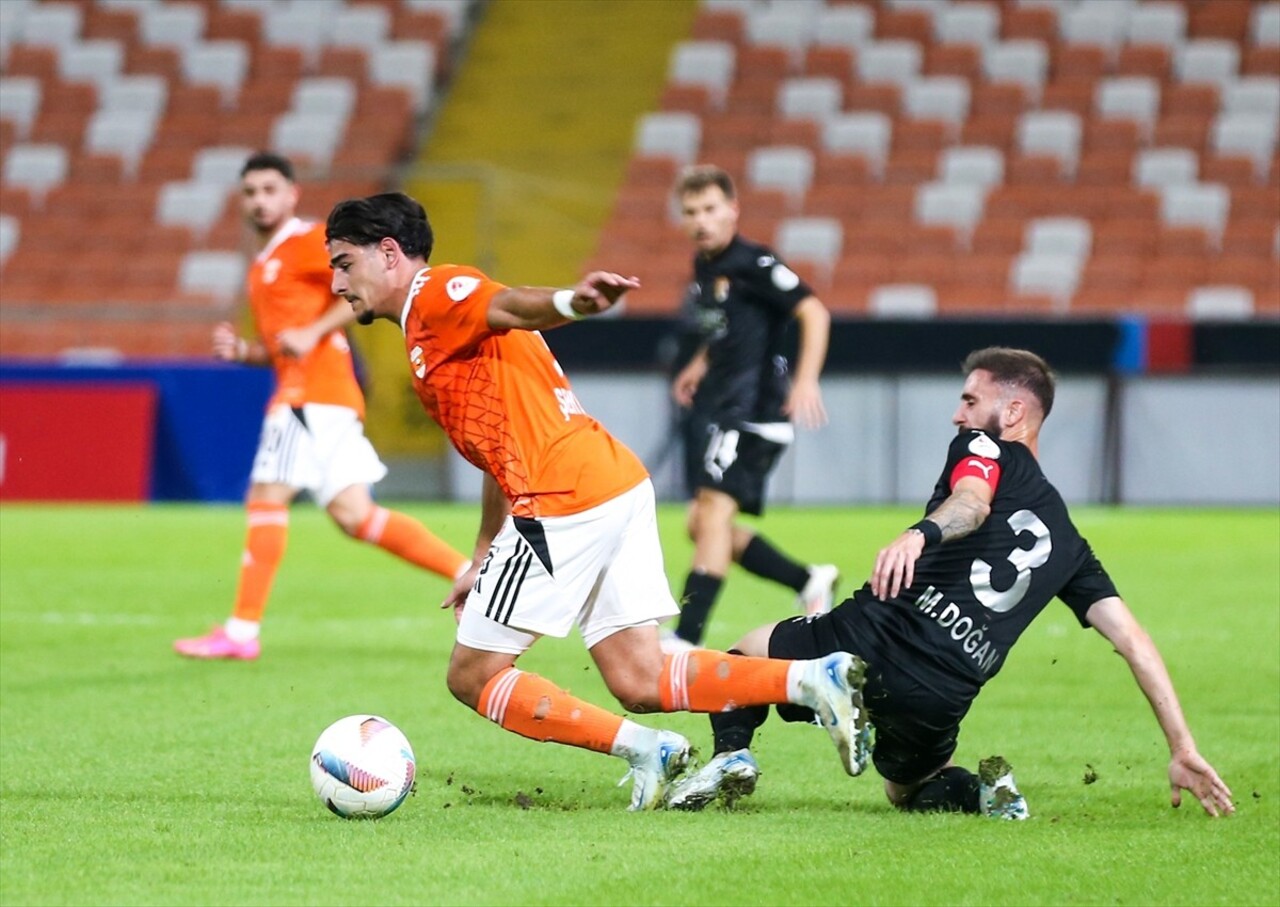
[871, 478, 992, 600]
[488, 272, 640, 331]
[784, 296, 830, 430]
[1085, 596, 1234, 817]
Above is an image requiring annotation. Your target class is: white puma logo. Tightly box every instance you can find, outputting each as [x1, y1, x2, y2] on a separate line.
[967, 459, 995, 479]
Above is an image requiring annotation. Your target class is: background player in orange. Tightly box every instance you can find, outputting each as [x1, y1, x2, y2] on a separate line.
[324, 192, 870, 810]
[174, 154, 468, 661]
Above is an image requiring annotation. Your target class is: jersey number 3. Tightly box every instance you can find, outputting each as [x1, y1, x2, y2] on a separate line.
[970, 510, 1052, 613]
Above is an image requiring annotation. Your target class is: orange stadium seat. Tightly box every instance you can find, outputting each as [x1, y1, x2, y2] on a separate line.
[875, 8, 932, 45]
[1002, 6, 1058, 43]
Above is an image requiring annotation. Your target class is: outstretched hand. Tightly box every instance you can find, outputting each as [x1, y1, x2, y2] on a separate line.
[441, 562, 478, 624]
[1169, 748, 1234, 817]
[870, 530, 926, 601]
[571, 272, 641, 316]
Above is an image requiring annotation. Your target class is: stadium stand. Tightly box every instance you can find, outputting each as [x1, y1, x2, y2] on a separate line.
[596, 0, 1279, 318]
[1, 0, 473, 358]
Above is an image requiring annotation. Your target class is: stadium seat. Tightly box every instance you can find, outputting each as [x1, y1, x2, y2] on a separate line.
[139, 3, 206, 52]
[858, 40, 924, 89]
[746, 146, 813, 204]
[83, 108, 156, 177]
[270, 112, 345, 172]
[56, 39, 124, 92]
[1024, 216, 1091, 259]
[181, 41, 249, 106]
[15, 3, 82, 51]
[934, 2, 1000, 47]
[1060, 1, 1130, 55]
[669, 41, 735, 106]
[812, 4, 875, 52]
[98, 75, 168, 119]
[0, 77, 41, 140]
[1133, 147, 1199, 188]
[744, 3, 817, 60]
[1126, 2, 1187, 49]
[0, 213, 17, 268]
[178, 250, 245, 304]
[1211, 112, 1280, 179]
[1221, 76, 1280, 118]
[157, 181, 231, 240]
[1009, 252, 1081, 306]
[1254, 3, 1280, 46]
[774, 216, 843, 281]
[2, 142, 68, 200]
[292, 77, 357, 124]
[1095, 77, 1160, 139]
[327, 4, 391, 52]
[261, 3, 328, 65]
[937, 145, 1004, 187]
[868, 283, 938, 318]
[983, 40, 1049, 103]
[1176, 39, 1241, 88]
[1187, 285, 1255, 319]
[368, 41, 436, 114]
[903, 77, 971, 133]
[777, 78, 842, 123]
[915, 182, 987, 236]
[1016, 110, 1082, 176]
[635, 112, 701, 165]
[191, 146, 255, 189]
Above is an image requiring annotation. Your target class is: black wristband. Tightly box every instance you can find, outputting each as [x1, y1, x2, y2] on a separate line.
[908, 519, 942, 547]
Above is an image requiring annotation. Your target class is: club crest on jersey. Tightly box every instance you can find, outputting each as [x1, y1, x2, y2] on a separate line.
[446, 275, 480, 302]
[968, 431, 1001, 459]
[409, 345, 426, 379]
[263, 259, 282, 284]
[714, 276, 730, 302]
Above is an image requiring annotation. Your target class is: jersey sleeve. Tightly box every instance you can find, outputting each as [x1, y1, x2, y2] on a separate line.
[1057, 541, 1119, 627]
[739, 248, 813, 314]
[415, 264, 505, 354]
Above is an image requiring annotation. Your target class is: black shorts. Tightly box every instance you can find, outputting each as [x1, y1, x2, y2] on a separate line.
[768, 612, 977, 785]
[686, 417, 788, 516]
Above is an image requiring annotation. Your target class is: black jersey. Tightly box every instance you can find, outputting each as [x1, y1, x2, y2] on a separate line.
[845, 430, 1118, 694]
[685, 235, 813, 424]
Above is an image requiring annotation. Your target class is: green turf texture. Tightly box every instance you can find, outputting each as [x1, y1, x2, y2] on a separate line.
[1, 503, 1276, 906]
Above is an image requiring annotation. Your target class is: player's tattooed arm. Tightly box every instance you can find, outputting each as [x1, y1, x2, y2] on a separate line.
[924, 483, 992, 542]
[871, 477, 992, 600]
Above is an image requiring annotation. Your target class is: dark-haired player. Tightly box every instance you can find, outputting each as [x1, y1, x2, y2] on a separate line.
[666, 347, 1234, 820]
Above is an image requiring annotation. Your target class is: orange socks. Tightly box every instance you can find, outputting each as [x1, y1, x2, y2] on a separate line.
[477, 668, 624, 755]
[231, 502, 289, 623]
[659, 649, 792, 712]
[357, 505, 468, 580]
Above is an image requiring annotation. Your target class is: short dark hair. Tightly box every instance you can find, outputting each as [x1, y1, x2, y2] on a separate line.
[241, 151, 295, 182]
[962, 347, 1056, 418]
[674, 164, 736, 200]
[325, 193, 434, 261]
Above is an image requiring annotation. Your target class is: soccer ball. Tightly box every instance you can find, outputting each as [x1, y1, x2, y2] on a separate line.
[309, 715, 416, 819]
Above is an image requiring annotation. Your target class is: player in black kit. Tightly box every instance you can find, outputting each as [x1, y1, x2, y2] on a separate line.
[664, 165, 838, 653]
[664, 347, 1235, 819]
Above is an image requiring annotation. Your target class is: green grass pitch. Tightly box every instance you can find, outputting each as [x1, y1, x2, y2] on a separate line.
[1, 503, 1276, 906]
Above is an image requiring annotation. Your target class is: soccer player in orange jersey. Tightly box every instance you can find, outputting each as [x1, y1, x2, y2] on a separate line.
[174, 155, 468, 661]
[324, 192, 870, 810]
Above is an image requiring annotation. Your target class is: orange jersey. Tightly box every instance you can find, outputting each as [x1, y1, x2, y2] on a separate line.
[400, 265, 647, 518]
[248, 218, 364, 416]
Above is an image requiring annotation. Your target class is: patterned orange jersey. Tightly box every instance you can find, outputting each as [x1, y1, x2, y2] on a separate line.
[248, 218, 364, 416]
[400, 265, 647, 518]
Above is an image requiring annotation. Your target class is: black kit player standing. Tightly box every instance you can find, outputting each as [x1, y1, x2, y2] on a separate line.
[665, 164, 839, 653]
[665, 347, 1235, 820]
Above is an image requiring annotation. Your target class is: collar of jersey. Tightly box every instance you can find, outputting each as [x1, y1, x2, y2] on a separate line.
[256, 217, 308, 263]
[400, 267, 431, 333]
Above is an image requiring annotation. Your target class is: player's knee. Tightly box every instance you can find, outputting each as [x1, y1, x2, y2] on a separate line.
[445, 663, 483, 710]
[605, 675, 661, 714]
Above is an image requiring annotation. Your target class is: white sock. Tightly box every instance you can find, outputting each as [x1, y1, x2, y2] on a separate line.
[224, 617, 260, 643]
[609, 719, 659, 763]
[785, 659, 809, 705]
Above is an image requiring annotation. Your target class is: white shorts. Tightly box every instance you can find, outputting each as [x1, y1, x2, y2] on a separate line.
[249, 403, 387, 506]
[456, 479, 680, 655]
